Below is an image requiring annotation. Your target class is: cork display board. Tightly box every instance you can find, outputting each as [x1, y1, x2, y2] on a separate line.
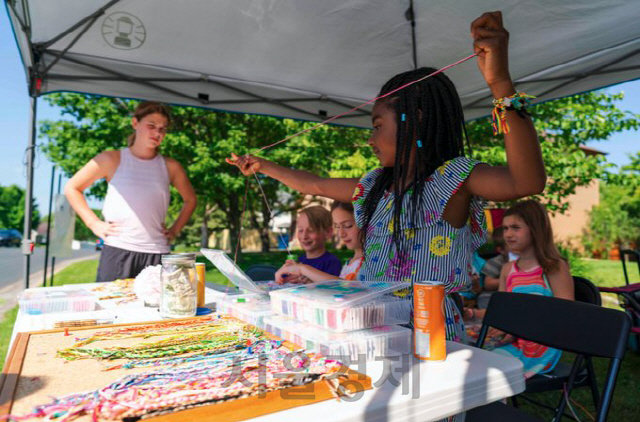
[0, 317, 371, 421]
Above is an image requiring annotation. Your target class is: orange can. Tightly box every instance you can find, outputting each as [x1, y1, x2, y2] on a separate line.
[195, 263, 206, 308]
[413, 281, 446, 361]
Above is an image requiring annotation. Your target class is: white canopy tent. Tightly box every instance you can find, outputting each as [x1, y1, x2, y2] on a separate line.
[7, 0, 640, 286]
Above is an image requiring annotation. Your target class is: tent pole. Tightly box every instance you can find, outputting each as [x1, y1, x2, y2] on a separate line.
[43, 165, 56, 287]
[22, 95, 37, 290]
[407, 0, 418, 70]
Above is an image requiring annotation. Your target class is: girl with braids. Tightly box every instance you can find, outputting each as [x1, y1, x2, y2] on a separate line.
[228, 12, 545, 346]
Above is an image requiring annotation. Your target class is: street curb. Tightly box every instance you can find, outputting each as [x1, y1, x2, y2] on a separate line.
[0, 253, 100, 317]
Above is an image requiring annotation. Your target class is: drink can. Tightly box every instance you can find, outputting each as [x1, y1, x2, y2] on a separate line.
[413, 280, 446, 361]
[195, 262, 206, 308]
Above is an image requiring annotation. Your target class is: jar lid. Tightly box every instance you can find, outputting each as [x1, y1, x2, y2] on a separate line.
[161, 254, 194, 264]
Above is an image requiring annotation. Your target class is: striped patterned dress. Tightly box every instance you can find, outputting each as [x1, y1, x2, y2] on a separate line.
[493, 262, 562, 378]
[352, 157, 487, 344]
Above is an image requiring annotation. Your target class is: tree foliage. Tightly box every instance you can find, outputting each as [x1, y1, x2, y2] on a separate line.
[582, 151, 640, 253]
[39, 89, 638, 251]
[40, 94, 368, 253]
[0, 184, 40, 233]
[467, 91, 639, 213]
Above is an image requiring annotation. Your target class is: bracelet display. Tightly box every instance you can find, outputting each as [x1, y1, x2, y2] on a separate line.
[491, 92, 535, 135]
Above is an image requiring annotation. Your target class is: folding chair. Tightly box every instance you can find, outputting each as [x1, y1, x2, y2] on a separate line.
[511, 276, 602, 418]
[467, 292, 630, 422]
[598, 250, 640, 352]
[619, 249, 640, 286]
[244, 264, 278, 282]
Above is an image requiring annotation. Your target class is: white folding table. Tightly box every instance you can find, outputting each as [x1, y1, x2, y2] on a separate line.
[8, 283, 524, 421]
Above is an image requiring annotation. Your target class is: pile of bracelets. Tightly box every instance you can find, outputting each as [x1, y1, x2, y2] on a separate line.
[491, 92, 535, 135]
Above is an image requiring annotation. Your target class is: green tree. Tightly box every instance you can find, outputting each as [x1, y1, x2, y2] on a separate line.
[582, 152, 640, 254]
[467, 91, 639, 213]
[40, 94, 368, 256]
[0, 184, 40, 233]
[40, 90, 638, 256]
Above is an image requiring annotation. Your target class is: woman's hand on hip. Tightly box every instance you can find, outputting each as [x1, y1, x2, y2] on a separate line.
[163, 226, 178, 242]
[89, 220, 119, 240]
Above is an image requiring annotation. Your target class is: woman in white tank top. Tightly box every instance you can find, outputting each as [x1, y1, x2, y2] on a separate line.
[65, 102, 197, 281]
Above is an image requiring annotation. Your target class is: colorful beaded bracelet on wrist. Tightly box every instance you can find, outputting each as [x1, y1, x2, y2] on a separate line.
[491, 92, 536, 135]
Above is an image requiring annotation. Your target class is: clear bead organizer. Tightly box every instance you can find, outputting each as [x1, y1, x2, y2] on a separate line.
[18, 287, 97, 315]
[269, 280, 412, 333]
[264, 315, 412, 360]
[216, 293, 273, 330]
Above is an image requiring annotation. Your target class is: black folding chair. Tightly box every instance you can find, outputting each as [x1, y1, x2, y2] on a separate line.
[512, 276, 602, 418]
[245, 265, 278, 282]
[598, 250, 640, 352]
[468, 292, 630, 422]
[619, 249, 640, 286]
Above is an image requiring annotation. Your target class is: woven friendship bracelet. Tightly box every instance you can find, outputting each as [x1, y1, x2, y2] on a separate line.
[491, 92, 535, 135]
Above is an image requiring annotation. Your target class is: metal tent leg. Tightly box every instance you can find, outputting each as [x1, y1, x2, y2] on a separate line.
[22, 96, 37, 289]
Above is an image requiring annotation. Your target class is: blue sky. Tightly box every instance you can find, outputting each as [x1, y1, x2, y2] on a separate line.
[1, 10, 638, 217]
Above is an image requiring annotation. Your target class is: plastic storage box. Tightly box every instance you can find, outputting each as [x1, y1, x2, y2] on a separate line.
[269, 280, 412, 332]
[216, 293, 273, 329]
[264, 315, 411, 360]
[18, 287, 96, 315]
[201, 248, 296, 295]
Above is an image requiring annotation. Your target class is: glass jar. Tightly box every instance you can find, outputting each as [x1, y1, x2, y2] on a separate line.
[160, 254, 197, 318]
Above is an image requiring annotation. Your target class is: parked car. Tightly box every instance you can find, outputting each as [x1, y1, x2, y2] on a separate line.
[95, 238, 104, 250]
[0, 229, 22, 247]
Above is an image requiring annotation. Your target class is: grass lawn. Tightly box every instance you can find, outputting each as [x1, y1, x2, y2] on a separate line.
[1, 255, 638, 420]
[574, 258, 638, 310]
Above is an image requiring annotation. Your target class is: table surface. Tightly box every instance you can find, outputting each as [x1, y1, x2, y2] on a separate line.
[8, 282, 525, 422]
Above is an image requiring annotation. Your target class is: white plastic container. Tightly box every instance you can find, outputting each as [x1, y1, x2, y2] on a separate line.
[264, 315, 411, 360]
[18, 287, 96, 315]
[269, 280, 412, 332]
[216, 293, 273, 329]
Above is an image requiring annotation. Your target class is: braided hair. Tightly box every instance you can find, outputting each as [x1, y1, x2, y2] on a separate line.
[360, 67, 469, 278]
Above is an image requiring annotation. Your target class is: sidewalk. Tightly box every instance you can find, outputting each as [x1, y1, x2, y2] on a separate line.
[0, 253, 99, 318]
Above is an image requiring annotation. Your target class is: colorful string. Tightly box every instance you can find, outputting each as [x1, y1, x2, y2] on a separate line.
[11, 339, 346, 421]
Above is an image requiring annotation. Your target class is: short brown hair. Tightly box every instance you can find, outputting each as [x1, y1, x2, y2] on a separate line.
[504, 200, 562, 273]
[330, 201, 354, 214]
[492, 226, 506, 249]
[128, 101, 172, 146]
[299, 205, 332, 232]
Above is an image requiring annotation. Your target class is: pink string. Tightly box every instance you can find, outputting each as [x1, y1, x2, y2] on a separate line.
[255, 53, 478, 152]
[234, 53, 478, 263]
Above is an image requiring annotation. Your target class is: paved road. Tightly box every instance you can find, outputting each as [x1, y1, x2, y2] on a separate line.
[0, 245, 98, 290]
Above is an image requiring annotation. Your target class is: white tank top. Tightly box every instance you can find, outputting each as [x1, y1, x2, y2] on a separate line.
[102, 148, 171, 253]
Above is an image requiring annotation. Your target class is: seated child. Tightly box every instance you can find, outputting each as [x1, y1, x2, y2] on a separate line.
[466, 200, 574, 378]
[459, 251, 486, 307]
[276, 201, 363, 283]
[277, 205, 341, 283]
[481, 226, 508, 291]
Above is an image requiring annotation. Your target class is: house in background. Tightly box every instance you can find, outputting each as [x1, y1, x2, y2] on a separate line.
[548, 146, 604, 251]
[484, 146, 605, 253]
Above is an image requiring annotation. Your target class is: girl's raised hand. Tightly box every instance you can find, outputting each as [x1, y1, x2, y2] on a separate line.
[471, 11, 512, 92]
[225, 153, 261, 176]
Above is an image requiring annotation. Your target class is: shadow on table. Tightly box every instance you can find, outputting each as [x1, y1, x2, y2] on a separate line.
[0, 372, 49, 408]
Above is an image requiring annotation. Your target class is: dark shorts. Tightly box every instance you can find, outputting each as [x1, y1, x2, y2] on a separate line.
[96, 244, 164, 282]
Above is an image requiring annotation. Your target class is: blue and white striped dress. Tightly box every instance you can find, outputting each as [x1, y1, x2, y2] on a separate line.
[353, 156, 487, 344]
